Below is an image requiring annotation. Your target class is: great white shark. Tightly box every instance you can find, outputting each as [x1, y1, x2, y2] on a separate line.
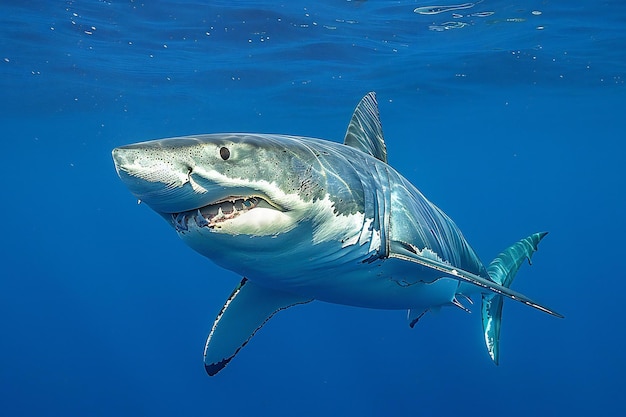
[112, 92, 562, 376]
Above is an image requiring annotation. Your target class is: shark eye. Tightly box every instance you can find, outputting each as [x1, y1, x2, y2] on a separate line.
[219, 146, 230, 161]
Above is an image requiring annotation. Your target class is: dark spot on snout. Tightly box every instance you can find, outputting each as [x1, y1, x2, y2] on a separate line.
[220, 147, 230, 160]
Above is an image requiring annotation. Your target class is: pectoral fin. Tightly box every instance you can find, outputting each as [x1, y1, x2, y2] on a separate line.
[407, 308, 429, 328]
[203, 278, 312, 376]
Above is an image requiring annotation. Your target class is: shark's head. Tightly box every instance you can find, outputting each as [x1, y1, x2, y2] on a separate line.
[112, 134, 370, 279]
[113, 134, 323, 235]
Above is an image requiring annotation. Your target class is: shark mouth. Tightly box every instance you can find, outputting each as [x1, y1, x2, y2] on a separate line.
[170, 196, 277, 232]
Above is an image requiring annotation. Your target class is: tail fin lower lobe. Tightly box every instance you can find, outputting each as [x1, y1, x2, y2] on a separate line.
[482, 232, 549, 364]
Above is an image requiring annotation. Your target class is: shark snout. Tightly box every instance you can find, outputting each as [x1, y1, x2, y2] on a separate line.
[112, 143, 189, 183]
[111, 147, 130, 175]
[112, 138, 250, 215]
[112, 144, 210, 213]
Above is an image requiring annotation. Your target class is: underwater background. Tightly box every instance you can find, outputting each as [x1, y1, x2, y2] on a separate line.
[2, 1, 625, 416]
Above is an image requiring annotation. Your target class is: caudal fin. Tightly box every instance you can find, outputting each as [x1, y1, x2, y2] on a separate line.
[481, 232, 554, 364]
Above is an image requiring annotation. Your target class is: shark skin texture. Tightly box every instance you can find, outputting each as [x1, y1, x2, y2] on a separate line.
[112, 92, 562, 376]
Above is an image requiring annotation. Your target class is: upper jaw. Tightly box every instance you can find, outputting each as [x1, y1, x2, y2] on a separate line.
[114, 157, 287, 224]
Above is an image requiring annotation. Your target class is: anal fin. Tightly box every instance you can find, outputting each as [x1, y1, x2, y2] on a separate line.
[204, 278, 312, 376]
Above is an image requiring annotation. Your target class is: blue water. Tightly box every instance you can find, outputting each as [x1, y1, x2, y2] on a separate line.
[2, 1, 625, 416]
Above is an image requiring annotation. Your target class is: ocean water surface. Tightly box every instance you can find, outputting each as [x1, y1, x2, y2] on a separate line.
[1, 1, 625, 416]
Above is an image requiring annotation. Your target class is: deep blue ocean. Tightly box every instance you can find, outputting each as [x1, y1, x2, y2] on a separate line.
[2, 1, 625, 416]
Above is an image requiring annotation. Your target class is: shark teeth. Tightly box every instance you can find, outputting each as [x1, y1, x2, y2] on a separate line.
[171, 197, 261, 232]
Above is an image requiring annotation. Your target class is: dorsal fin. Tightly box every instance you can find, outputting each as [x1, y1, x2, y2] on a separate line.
[343, 92, 388, 163]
